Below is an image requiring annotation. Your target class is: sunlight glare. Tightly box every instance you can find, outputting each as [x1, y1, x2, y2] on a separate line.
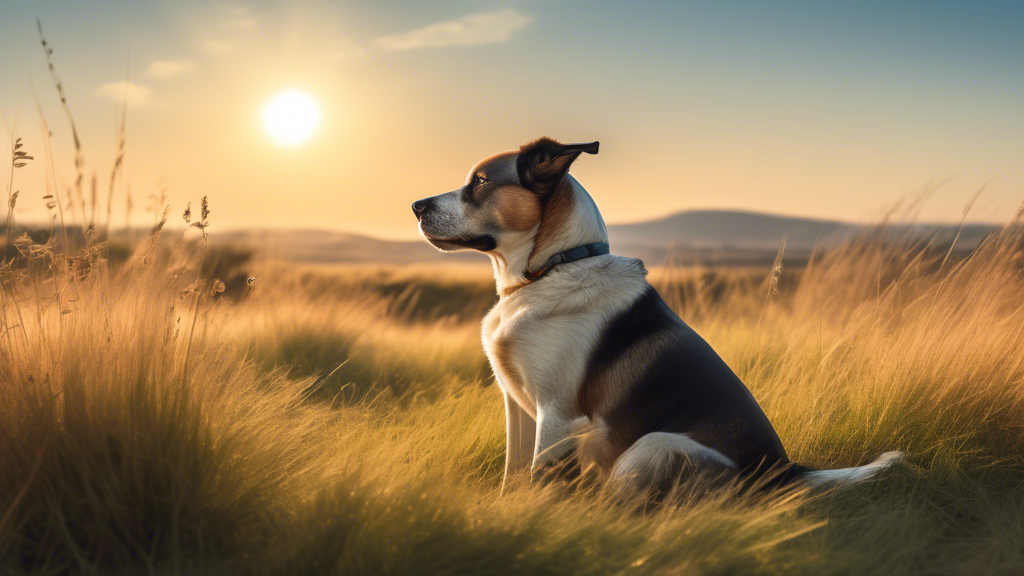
[262, 91, 320, 146]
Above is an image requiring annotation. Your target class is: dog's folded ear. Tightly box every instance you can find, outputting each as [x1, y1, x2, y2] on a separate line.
[517, 138, 599, 195]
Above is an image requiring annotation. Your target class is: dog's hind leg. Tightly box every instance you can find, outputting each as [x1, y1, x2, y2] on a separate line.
[609, 432, 736, 498]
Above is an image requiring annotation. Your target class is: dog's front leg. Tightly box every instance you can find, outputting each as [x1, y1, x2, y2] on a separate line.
[531, 407, 587, 484]
[502, 391, 535, 493]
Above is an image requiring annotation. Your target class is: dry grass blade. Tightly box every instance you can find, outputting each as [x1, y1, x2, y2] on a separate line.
[758, 233, 786, 325]
[939, 183, 988, 275]
[181, 196, 212, 389]
[29, 80, 71, 253]
[37, 20, 86, 231]
[104, 53, 130, 249]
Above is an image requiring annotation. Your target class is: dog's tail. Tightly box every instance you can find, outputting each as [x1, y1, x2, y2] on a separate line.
[795, 451, 906, 488]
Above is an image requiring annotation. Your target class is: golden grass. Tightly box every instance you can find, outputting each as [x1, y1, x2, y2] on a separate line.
[10, 24, 1024, 574]
[0, 210, 1023, 574]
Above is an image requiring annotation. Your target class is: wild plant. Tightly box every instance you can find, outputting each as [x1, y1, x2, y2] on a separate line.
[4, 135, 33, 263]
[180, 197, 211, 387]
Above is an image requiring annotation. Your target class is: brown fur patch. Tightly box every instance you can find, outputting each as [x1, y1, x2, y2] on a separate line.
[491, 334, 531, 408]
[576, 368, 608, 420]
[499, 279, 532, 298]
[529, 179, 575, 262]
[574, 419, 619, 473]
[493, 185, 542, 232]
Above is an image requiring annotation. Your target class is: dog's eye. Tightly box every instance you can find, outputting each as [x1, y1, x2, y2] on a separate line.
[474, 175, 487, 186]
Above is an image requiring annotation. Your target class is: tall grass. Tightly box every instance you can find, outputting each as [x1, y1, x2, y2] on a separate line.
[1, 204, 1023, 573]
[4, 26, 1024, 573]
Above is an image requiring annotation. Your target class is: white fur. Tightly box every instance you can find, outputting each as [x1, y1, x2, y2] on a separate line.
[802, 451, 905, 487]
[610, 432, 736, 496]
[501, 391, 535, 493]
[489, 227, 538, 294]
[483, 253, 649, 486]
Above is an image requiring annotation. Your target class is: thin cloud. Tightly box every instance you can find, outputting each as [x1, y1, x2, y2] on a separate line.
[228, 16, 259, 28]
[322, 39, 367, 61]
[373, 9, 531, 51]
[226, 7, 258, 29]
[94, 81, 153, 108]
[145, 60, 195, 80]
[202, 39, 235, 54]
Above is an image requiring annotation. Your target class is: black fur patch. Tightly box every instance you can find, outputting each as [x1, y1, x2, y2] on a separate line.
[516, 137, 598, 196]
[426, 235, 497, 252]
[579, 287, 790, 477]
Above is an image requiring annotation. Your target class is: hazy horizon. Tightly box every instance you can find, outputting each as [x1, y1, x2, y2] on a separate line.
[4, 204, 1010, 244]
[2, 1, 1022, 240]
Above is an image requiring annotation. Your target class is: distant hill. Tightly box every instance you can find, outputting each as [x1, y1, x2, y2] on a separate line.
[607, 210, 995, 264]
[610, 210, 848, 250]
[212, 229, 477, 265]
[210, 210, 999, 266]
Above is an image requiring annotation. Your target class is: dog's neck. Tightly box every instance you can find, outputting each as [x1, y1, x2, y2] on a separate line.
[489, 177, 609, 298]
[488, 230, 537, 296]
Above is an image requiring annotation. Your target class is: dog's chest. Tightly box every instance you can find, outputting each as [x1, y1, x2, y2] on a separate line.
[482, 297, 607, 417]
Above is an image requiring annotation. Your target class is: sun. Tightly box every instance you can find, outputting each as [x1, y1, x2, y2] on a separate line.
[262, 91, 320, 146]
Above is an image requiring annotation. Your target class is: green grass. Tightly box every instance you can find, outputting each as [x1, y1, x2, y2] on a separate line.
[1, 217, 1023, 575]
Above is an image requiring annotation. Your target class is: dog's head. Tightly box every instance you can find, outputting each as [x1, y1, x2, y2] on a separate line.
[413, 137, 607, 276]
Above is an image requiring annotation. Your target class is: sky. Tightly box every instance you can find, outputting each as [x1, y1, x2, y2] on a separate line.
[1, 1, 1021, 239]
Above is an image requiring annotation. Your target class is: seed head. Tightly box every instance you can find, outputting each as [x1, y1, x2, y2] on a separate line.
[12, 138, 33, 168]
[188, 197, 211, 240]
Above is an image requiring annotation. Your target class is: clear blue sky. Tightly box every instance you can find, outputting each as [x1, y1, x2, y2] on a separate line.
[2, 1, 1021, 237]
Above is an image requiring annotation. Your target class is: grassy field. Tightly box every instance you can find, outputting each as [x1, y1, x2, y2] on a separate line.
[1, 207, 1023, 575]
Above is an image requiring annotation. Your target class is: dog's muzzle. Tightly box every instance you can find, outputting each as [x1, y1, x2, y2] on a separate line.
[411, 198, 434, 218]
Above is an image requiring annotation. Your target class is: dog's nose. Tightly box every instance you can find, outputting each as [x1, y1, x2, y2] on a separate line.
[412, 198, 432, 216]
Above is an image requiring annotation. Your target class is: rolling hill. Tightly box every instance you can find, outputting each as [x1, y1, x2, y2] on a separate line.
[213, 210, 998, 266]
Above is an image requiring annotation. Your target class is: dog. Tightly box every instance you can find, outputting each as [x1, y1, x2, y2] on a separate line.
[413, 137, 904, 496]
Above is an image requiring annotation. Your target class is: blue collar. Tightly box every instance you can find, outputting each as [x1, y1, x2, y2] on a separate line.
[524, 242, 610, 281]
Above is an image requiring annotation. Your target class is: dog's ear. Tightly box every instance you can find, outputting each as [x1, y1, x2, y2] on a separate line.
[517, 138, 599, 195]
